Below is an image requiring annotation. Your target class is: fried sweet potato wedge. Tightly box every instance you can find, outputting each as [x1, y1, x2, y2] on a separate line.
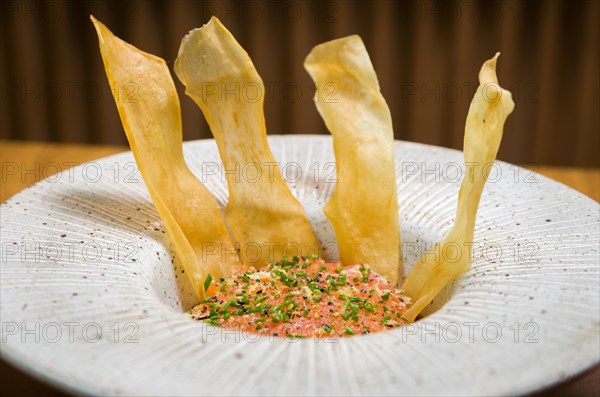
[174, 17, 319, 267]
[401, 53, 515, 321]
[304, 36, 402, 284]
[92, 17, 240, 298]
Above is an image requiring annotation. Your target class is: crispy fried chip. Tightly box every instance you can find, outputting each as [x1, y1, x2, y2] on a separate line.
[304, 36, 402, 284]
[91, 17, 240, 298]
[401, 53, 515, 321]
[174, 17, 319, 267]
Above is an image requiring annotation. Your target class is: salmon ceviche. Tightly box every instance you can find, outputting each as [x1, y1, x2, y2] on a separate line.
[190, 256, 410, 338]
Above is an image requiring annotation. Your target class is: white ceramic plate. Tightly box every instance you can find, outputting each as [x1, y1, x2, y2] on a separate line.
[1, 136, 598, 396]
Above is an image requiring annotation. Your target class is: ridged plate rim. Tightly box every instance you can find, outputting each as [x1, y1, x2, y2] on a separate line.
[1, 135, 599, 396]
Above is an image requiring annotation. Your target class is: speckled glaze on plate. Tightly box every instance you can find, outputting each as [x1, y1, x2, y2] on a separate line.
[1, 136, 599, 396]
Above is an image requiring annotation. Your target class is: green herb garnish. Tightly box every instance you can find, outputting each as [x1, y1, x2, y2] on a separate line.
[203, 273, 213, 291]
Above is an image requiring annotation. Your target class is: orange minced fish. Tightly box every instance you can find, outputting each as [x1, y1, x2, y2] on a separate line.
[190, 256, 409, 338]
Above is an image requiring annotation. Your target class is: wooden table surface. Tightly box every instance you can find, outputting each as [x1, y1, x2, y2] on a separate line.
[1, 140, 599, 203]
[1, 140, 599, 396]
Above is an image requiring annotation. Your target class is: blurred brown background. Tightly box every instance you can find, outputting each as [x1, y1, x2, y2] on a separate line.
[1, 0, 599, 165]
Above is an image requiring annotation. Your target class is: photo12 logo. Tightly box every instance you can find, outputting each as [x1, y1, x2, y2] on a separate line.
[1, 321, 139, 344]
[399, 161, 539, 184]
[1, 240, 140, 264]
[198, 161, 337, 184]
[1, 160, 141, 185]
[399, 321, 540, 344]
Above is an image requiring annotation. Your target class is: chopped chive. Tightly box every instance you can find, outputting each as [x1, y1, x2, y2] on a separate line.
[221, 299, 237, 312]
[203, 273, 213, 291]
